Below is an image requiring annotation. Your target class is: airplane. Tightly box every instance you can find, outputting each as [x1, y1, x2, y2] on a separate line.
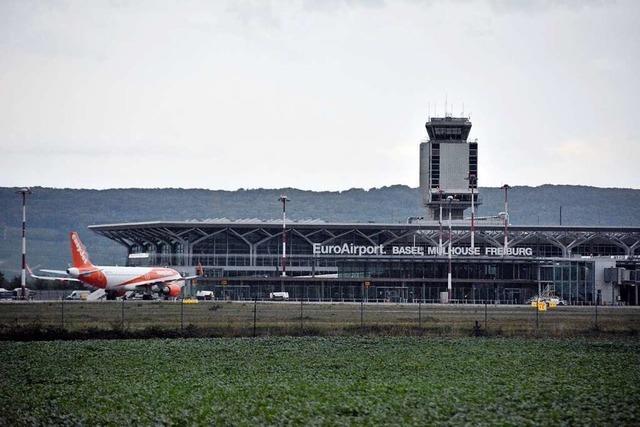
[29, 232, 200, 300]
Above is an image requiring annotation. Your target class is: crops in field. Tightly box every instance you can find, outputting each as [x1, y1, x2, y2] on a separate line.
[1, 337, 639, 425]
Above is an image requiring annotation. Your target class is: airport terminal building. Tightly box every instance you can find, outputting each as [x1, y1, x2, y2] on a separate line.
[89, 116, 640, 305]
[90, 220, 640, 305]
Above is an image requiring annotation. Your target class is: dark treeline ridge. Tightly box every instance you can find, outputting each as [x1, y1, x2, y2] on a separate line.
[0, 185, 639, 276]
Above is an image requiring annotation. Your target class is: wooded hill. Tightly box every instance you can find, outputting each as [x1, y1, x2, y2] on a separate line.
[1, 185, 639, 276]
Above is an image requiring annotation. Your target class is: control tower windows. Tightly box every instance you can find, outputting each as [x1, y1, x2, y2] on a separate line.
[469, 142, 478, 188]
[430, 143, 440, 188]
[434, 127, 463, 140]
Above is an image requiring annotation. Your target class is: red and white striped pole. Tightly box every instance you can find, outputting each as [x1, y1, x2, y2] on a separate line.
[16, 187, 32, 300]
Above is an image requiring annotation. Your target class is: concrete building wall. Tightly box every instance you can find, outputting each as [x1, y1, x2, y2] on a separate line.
[419, 142, 430, 206]
[594, 258, 618, 304]
[439, 143, 470, 191]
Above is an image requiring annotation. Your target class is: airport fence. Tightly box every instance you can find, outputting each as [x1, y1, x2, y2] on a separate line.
[0, 300, 639, 338]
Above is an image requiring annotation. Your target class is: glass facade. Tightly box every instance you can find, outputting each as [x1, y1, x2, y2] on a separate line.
[90, 222, 640, 305]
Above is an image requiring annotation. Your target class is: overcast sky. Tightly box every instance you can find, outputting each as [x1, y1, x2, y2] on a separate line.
[0, 0, 638, 191]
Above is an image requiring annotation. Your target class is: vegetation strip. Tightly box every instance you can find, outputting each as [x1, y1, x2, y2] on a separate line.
[1, 302, 639, 339]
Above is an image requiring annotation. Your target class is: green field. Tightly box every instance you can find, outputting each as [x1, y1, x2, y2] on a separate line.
[1, 301, 639, 338]
[1, 337, 639, 425]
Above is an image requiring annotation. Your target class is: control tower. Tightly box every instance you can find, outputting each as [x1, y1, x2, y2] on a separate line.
[419, 115, 479, 220]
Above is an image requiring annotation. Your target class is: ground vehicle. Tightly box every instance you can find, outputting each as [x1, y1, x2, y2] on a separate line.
[269, 291, 290, 301]
[527, 296, 567, 306]
[66, 290, 90, 300]
[196, 290, 214, 300]
[29, 232, 199, 299]
[546, 296, 567, 306]
[130, 292, 159, 300]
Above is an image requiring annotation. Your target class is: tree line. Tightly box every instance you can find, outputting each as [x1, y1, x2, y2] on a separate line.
[0, 185, 639, 277]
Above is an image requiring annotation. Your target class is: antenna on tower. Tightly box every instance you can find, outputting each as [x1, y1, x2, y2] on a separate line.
[445, 94, 448, 116]
[428, 102, 431, 119]
[462, 102, 465, 116]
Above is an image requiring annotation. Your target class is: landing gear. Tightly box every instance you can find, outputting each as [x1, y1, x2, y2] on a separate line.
[142, 294, 153, 301]
[106, 292, 117, 301]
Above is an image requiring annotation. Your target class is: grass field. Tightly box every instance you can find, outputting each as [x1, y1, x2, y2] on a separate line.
[1, 301, 639, 338]
[1, 337, 639, 425]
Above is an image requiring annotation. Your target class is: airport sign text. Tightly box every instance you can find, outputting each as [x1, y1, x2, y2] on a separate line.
[312, 243, 533, 257]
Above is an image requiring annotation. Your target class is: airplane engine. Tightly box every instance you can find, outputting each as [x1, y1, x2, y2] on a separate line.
[66, 267, 80, 277]
[161, 283, 182, 298]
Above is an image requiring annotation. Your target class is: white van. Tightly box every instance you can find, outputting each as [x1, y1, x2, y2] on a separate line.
[269, 291, 290, 301]
[66, 290, 90, 301]
[196, 290, 214, 300]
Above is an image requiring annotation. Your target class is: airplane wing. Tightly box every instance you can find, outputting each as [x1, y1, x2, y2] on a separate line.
[77, 268, 103, 276]
[27, 266, 81, 282]
[38, 267, 102, 278]
[118, 275, 202, 289]
[41, 269, 70, 275]
[36, 276, 82, 282]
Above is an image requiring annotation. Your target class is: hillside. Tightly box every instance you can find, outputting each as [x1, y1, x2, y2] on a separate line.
[1, 185, 639, 276]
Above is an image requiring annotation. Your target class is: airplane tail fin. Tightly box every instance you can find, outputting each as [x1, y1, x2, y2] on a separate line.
[70, 232, 95, 268]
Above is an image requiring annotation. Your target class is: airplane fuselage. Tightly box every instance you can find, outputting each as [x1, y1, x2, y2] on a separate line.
[30, 232, 195, 298]
[72, 266, 182, 291]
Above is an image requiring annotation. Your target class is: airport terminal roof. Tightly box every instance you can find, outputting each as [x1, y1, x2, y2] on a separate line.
[88, 219, 640, 232]
[89, 220, 640, 258]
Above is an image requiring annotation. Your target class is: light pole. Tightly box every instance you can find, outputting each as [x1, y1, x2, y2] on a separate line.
[438, 187, 444, 255]
[406, 217, 423, 249]
[16, 187, 32, 300]
[447, 195, 454, 302]
[501, 184, 511, 256]
[278, 195, 289, 278]
[466, 174, 477, 250]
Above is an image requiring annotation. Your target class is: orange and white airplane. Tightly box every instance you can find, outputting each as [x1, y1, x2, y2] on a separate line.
[29, 232, 199, 299]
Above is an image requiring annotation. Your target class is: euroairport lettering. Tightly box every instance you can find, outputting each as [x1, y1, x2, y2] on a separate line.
[312, 243, 532, 257]
[312, 243, 385, 256]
